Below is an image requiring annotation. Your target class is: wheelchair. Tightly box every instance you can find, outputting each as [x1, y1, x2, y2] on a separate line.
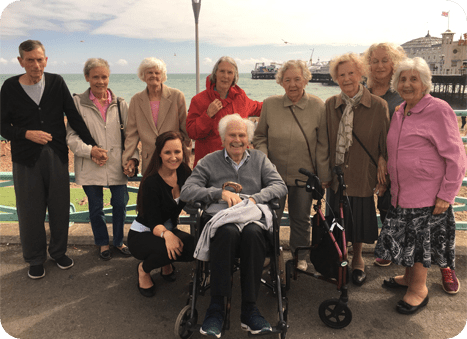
[174, 196, 289, 339]
[285, 166, 352, 329]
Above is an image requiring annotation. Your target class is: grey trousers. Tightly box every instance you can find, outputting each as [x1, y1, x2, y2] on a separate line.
[13, 145, 70, 265]
[276, 186, 313, 260]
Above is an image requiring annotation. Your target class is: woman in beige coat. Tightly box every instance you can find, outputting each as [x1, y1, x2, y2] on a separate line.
[122, 58, 191, 176]
[253, 60, 331, 271]
[67, 58, 137, 260]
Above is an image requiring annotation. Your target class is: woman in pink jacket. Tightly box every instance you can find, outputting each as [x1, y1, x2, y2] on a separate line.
[375, 58, 466, 314]
[186, 56, 262, 166]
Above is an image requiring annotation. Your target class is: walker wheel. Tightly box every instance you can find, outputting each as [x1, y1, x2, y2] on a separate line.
[174, 305, 198, 339]
[318, 299, 352, 329]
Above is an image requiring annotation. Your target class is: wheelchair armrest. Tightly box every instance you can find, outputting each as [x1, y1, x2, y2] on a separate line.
[268, 198, 280, 210]
[183, 201, 204, 215]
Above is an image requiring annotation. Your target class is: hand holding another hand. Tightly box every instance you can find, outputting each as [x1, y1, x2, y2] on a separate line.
[91, 146, 108, 166]
[123, 159, 137, 177]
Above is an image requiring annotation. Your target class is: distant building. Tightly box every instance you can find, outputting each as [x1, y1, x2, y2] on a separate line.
[402, 30, 467, 75]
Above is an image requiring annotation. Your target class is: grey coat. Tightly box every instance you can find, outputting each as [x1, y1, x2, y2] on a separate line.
[67, 88, 138, 186]
[180, 149, 287, 211]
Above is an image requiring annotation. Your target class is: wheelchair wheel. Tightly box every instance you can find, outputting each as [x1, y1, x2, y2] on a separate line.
[318, 299, 352, 329]
[174, 305, 198, 339]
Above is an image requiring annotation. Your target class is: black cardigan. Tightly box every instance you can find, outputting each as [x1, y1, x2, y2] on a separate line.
[136, 165, 192, 232]
[1, 73, 97, 166]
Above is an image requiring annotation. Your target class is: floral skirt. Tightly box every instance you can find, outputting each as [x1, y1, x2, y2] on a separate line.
[374, 205, 456, 269]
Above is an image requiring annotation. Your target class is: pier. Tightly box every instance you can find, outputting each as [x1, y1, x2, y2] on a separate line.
[430, 74, 467, 109]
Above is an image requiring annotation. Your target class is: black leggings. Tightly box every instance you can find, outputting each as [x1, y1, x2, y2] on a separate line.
[128, 228, 195, 273]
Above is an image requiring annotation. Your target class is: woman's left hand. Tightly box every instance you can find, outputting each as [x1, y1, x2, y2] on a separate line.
[377, 156, 387, 185]
[374, 183, 387, 197]
[164, 231, 184, 260]
[433, 198, 450, 215]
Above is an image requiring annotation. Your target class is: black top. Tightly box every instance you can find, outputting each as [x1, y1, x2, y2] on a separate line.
[136, 165, 192, 232]
[370, 88, 404, 120]
[1, 72, 97, 166]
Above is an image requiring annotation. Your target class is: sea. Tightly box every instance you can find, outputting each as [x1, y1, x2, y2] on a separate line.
[0, 73, 341, 107]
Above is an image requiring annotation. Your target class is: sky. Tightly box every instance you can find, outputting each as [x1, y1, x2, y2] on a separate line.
[0, 0, 467, 75]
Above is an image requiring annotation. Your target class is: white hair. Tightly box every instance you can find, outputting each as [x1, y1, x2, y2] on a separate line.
[275, 60, 311, 85]
[137, 57, 167, 82]
[391, 57, 432, 96]
[218, 113, 255, 143]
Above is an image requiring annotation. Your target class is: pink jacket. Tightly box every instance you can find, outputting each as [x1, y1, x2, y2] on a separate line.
[387, 94, 466, 208]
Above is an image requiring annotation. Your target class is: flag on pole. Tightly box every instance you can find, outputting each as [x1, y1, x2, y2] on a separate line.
[442, 11, 449, 17]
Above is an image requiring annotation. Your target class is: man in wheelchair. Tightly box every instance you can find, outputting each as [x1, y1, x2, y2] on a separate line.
[180, 113, 287, 338]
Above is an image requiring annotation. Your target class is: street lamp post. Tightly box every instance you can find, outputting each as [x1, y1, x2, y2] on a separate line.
[192, 0, 201, 94]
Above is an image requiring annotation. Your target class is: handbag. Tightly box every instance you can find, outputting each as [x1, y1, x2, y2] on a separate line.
[288, 106, 324, 200]
[117, 98, 139, 176]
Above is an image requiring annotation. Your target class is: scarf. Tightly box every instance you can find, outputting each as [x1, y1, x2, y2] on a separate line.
[335, 84, 364, 165]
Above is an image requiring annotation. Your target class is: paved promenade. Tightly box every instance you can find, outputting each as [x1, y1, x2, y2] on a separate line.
[0, 223, 466, 339]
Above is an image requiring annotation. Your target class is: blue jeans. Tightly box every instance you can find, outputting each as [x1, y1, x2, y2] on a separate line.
[83, 185, 129, 247]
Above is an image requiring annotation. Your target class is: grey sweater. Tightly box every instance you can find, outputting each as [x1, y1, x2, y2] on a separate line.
[180, 149, 287, 211]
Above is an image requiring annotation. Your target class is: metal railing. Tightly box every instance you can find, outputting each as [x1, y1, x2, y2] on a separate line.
[1, 110, 467, 229]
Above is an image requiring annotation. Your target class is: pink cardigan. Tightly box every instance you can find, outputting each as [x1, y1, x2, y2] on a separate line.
[387, 94, 466, 208]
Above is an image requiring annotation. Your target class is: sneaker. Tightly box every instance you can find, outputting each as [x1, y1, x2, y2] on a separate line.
[240, 305, 272, 334]
[53, 255, 74, 270]
[441, 268, 460, 294]
[374, 258, 392, 267]
[200, 303, 224, 338]
[297, 259, 308, 271]
[28, 265, 45, 279]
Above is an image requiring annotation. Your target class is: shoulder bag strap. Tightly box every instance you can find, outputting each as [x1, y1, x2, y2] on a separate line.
[338, 106, 377, 167]
[288, 106, 318, 175]
[116, 98, 125, 151]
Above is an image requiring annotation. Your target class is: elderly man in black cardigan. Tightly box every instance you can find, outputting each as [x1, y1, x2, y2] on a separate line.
[0, 40, 106, 279]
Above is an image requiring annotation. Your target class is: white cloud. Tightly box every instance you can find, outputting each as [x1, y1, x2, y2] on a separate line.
[203, 57, 213, 65]
[10, 58, 18, 64]
[1, 0, 466, 48]
[116, 59, 128, 66]
[0, 58, 8, 65]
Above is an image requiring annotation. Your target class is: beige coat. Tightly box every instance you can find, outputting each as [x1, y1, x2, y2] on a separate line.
[326, 87, 389, 197]
[122, 85, 191, 174]
[67, 88, 137, 186]
[253, 92, 331, 186]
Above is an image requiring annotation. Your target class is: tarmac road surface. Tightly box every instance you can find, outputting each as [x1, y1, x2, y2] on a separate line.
[0, 225, 466, 339]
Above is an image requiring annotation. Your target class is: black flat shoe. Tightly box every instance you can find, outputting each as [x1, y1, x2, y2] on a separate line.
[137, 264, 155, 297]
[396, 295, 429, 315]
[115, 246, 132, 257]
[351, 269, 367, 286]
[383, 277, 408, 289]
[160, 264, 176, 282]
[99, 249, 112, 261]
